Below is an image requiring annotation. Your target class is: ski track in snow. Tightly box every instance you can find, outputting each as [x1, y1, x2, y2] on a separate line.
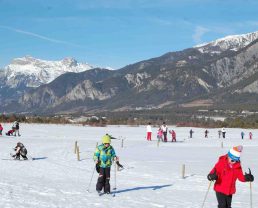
[0, 124, 257, 207]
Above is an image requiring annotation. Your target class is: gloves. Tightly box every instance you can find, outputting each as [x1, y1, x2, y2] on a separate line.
[207, 170, 218, 181]
[96, 164, 100, 173]
[245, 168, 254, 182]
[116, 161, 123, 168]
[245, 174, 254, 182]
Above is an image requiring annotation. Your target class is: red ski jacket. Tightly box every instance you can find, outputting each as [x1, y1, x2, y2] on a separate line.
[209, 154, 246, 195]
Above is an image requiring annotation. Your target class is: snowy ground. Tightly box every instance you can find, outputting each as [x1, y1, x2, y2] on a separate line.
[0, 123, 257, 208]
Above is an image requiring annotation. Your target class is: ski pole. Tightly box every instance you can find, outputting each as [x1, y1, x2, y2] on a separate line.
[250, 182, 252, 208]
[114, 162, 117, 190]
[201, 180, 212, 208]
[86, 163, 96, 192]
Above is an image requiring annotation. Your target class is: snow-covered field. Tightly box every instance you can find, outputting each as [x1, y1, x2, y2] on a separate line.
[0, 124, 257, 208]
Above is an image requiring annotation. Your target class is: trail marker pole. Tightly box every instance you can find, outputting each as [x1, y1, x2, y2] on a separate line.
[76, 146, 80, 161]
[121, 139, 124, 148]
[181, 164, 185, 179]
[74, 141, 78, 154]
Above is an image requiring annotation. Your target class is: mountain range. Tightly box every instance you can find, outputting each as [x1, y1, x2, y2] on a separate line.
[1, 31, 258, 114]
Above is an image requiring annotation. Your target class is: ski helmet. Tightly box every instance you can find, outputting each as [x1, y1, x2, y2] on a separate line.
[102, 135, 111, 144]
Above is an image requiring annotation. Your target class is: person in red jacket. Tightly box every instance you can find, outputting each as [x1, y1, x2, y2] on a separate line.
[207, 145, 254, 208]
[169, 130, 176, 142]
[0, 123, 3, 136]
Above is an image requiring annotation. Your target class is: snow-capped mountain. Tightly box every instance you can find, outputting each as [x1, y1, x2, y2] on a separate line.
[195, 30, 258, 53]
[2, 30, 258, 113]
[3, 56, 93, 88]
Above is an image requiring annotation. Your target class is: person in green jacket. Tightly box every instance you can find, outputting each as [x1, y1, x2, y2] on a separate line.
[94, 134, 122, 194]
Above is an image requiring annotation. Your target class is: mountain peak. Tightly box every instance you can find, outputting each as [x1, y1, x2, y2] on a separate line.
[4, 56, 93, 88]
[61, 57, 78, 67]
[194, 30, 258, 53]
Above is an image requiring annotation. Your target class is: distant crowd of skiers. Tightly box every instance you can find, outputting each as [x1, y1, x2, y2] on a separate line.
[146, 122, 176, 142]
[146, 123, 254, 142]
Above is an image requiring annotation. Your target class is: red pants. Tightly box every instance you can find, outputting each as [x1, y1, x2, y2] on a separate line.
[147, 132, 152, 141]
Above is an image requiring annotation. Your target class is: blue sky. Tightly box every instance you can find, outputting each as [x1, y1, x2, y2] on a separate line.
[1, 0, 258, 69]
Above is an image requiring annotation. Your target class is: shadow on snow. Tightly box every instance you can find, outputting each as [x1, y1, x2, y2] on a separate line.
[32, 157, 48, 160]
[113, 184, 172, 194]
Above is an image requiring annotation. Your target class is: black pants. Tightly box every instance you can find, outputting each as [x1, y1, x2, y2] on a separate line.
[15, 152, 28, 160]
[96, 167, 111, 193]
[163, 132, 167, 142]
[216, 192, 232, 208]
[222, 132, 226, 138]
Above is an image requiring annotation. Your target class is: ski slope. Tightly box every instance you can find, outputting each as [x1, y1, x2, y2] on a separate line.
[0, 124, 257, 208]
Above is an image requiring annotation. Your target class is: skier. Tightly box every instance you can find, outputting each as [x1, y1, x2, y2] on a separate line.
[11, 142, 28, 160]
[189, 129, 194, 138]
[221, 127, 226, 138]
[14, 121, 20, 136]
[146, 122, 152, 141]
[169, 130, 176, 142]
[6, 129, 15, 136]
[207, 145, 254, 208]
[241, 131, 245, 140]
[249, 132, 253, 140]
[0, 123, 3, 136]
[218, 129, 222, 138]
[161, 122, 168, 142]
[157, 127, 163, 142]
[94, 134, 123, 195]
[205, 129, 209, 138]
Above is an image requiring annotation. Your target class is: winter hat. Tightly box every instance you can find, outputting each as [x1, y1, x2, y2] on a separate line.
[102, 135, 111, 144]
[228, 145, 243, 161]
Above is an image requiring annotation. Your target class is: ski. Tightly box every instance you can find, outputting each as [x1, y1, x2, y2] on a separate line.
[97, 191, 114, 197]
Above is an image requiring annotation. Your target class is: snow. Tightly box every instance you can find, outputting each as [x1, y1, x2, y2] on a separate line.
[0, 124, 257, 207]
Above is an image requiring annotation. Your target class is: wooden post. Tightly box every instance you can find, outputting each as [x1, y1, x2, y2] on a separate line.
[181, 164, 185, 179]
[74, 141, 78, 154]
[121, 139, 124, 148]
[221, 141, 223, 149]
[76, 146, 80, 161]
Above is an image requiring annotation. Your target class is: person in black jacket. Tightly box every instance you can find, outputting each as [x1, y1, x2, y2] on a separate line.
[12, 142, 28, 160]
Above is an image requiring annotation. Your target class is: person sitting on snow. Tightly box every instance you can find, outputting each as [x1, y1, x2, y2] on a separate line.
[207, 145, 254, 208]
[12, 142, 28, 160]
[6, 129, 15, 136]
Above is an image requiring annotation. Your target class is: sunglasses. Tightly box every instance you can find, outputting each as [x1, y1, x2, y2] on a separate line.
[230, 159, 237, 163]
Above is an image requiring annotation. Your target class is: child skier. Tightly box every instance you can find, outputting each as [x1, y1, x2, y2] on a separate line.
[157, 128, 163, 142]
[0, 123, 3, 136]
[169, 130, 176, 142]
[146, 122, 152, 141]
[11, 142, 28, 160]
[205, 130, 209, 138]
[189, 129, 194, 138]
[14, 121, 21, 136]
[6, 129, 15, 136]
[207, 145, 254, 208]
[94, 134, 123, 195]
[249, 132, 253, 140]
